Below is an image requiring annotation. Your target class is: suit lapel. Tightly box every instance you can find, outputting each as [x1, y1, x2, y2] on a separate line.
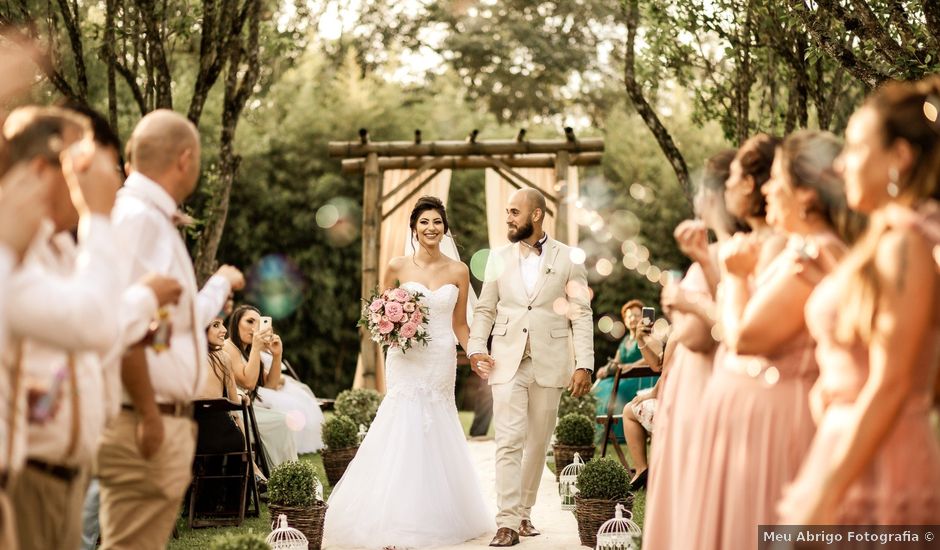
[528, 239, 560, 305]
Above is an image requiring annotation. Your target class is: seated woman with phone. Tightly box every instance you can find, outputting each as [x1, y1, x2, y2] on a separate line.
[226, 305, 324, 454]
[591, 300, 663, 443]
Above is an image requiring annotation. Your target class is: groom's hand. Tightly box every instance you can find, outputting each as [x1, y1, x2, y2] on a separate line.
[568, 368, 592, 397]
[469, 354, 494, 380]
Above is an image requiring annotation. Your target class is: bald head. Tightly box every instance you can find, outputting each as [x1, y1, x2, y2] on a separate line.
[506, 188, 548, 243]
[130, 109, 200, 201]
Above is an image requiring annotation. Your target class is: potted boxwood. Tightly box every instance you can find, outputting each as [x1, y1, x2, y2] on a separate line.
[553, 413, 596, 480]
[267, 460, 327, 550]
[209, 530, 270, 550]
[334, 388, 383, 429]
[321, 415, 359, 486]
[574, 458, 634, 548]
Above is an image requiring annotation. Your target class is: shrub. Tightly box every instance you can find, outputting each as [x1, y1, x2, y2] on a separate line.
[555, 413, 596, 446]
[268, 460, 320, 508]
[558, 390, 597, 419]
[208, 531, 270, 550]
[322, 414, 359, 450]
[576, 458, 632, 501]
[335, 388, 383, 428]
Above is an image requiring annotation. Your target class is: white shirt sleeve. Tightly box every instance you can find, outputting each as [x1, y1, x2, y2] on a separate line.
[6, 215, 121, 355]
[196, 275, 231, 329]
[0, 244, 15, 353]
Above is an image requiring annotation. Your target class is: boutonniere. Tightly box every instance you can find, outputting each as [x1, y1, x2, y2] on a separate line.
[545, 266, 555, 275]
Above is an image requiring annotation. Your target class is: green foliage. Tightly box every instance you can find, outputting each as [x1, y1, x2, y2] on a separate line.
[322, 415, 359, 450]
[554, 413, 596, 446]
[558, 391, 597, 419]
[208, 531, 269, 550]
[576, 458, 632, 501]
[267, 460, 320, 508]
[334, 388, 383, 428]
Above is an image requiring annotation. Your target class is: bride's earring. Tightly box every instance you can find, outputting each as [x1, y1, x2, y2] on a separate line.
[887, 167, 900, 198]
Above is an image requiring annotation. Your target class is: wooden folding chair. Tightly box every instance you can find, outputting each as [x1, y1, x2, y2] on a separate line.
[187, 398, 258, 528]
[596, 360, 657, 469]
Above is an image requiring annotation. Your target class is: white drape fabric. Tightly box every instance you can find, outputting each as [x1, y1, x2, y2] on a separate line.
[483, 167, 580, 247]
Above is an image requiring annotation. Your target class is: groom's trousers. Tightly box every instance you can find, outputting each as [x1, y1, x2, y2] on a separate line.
[491, 357, 563, 529]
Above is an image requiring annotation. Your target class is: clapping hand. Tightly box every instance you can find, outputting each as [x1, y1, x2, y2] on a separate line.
[0, 164, 49, 261]
[139, 273, 183, 307]
[720, 233, 760, 278]
[674, 220, 709, 264]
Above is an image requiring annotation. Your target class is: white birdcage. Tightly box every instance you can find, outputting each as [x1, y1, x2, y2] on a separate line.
[559, 452, 586, 511]
[266, 513, 308, 550]
[595, 503, 642, 550]
[357, 423, 368, 444]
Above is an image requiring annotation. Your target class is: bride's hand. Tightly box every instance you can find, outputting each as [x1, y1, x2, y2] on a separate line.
[469, 354, 494, 380]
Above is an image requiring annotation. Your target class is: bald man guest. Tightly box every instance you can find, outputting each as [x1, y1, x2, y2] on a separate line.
[468, 188, 595, 546]
[94, 110, 244, 550]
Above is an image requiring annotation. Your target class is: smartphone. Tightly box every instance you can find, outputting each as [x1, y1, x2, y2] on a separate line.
[641, 307, 655, 327]
[30, 366, 67, 423]
[259, 316, 272, 332]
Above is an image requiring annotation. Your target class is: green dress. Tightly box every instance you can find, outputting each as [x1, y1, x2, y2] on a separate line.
[591, 337, 659, 442]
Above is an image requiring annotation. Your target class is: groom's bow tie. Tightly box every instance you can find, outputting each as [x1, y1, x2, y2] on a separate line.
[520, 233, 548, 257]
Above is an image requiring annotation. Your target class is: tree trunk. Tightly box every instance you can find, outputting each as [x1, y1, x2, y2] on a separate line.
[621, 0, 692, 205]
[193, 0, 261, 283]
[104, 0, 118, 131]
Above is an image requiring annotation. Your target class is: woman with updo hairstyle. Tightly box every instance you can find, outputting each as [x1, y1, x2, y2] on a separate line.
[681, 130, 851, 550]
[778, 76, 940, 526]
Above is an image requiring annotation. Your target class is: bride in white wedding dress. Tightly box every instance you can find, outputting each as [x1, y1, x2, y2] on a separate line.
[324, 197, 494, 549]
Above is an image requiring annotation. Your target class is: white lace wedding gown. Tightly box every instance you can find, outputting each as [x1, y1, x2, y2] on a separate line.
[324, 282, 494, 549]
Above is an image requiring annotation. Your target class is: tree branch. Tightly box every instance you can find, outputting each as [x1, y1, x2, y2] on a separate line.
[134, 0, 172, 108]
[923, 0, 940, 51]
[54, 0, 87, 99]
[788, 0, 888, 89]
[621, 0, 692, 204]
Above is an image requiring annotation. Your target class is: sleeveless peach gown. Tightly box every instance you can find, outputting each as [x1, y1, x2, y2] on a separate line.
[783, 207, 940, 525]
[641, 263, 716, 550]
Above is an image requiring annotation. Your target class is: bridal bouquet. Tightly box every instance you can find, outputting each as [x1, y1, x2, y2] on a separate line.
[358, 285, 431, 352]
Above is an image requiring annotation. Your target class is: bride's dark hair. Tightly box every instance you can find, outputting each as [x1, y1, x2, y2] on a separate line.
[409, 196, 449, 234]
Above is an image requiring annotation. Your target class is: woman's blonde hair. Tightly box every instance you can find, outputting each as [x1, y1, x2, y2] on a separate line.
[836, 75, 940, 344]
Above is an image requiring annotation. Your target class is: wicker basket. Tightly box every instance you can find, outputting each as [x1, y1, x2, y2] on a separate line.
[574, 494, 633, 548]
[269, 501, 328, 550]
[553, 444, 595, 481]
[322, 446, 358, 486]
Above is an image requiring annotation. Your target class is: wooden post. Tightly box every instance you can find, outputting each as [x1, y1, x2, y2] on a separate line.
[359, 151, 381, 390]
[554, 150, 571, 244]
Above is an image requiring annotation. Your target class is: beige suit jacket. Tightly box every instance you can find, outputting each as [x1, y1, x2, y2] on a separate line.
[468, 238, 594, 387]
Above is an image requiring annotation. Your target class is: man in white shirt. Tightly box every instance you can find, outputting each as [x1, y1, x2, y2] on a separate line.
[0, 107, 125, 550]
[96, 109, 244, 550]
[0, 151, 53, 550]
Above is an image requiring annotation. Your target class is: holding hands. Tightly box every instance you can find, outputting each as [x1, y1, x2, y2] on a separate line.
[470, 353, 494, 381]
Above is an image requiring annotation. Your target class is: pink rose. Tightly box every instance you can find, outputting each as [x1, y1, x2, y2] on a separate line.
[384, 302, 404, 323]
[369, 299, 384, 312]
[410, 311, 423, 324]
[391, 288, 410, 302]
[370, 312, 382, 324]
[403, 302, 416, 313]
[400, 323, 418, 339]
[378, 319, 394, 334]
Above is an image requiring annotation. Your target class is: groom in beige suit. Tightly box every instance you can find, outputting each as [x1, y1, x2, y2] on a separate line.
[469, 188, 594, 547]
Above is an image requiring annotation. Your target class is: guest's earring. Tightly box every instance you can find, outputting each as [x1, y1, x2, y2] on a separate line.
[887, 167, 900, 198]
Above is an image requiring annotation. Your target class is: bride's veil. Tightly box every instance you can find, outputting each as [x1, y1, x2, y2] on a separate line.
[405, 230, 478, 326]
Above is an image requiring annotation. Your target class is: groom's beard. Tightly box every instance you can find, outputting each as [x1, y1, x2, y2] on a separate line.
[508, 219, 534, 243]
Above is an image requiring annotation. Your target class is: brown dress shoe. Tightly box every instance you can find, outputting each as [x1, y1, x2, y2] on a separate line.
[519, 519, 540, 537]
[489, 527, 520, 547]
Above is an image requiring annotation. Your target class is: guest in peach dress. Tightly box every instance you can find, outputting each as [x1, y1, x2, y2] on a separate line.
[641, 150, 736, 550]
[778, 77, 940, 528]
[683, 131, 851, 550]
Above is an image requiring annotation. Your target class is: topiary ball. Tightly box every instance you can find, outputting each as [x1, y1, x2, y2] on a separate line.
[335, 388, 383, 428]
[322, 414, 359, 450]
[558, 390, 597, 419]
[208, 530, 270, 550]
[575, 458, 632, 501]
[267, 460, 320, 508]
[554, 413, 596, 446]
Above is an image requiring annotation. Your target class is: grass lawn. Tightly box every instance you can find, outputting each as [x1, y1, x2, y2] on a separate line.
[169, 411, 645, 548]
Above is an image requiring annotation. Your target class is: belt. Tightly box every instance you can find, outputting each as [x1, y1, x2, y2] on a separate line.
[26, 459, 80, 483]
[121, 402, 193, 418]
